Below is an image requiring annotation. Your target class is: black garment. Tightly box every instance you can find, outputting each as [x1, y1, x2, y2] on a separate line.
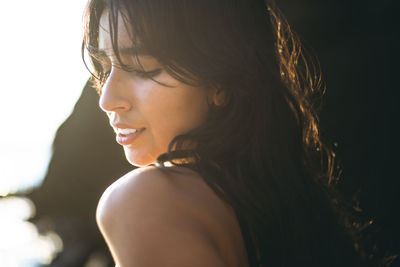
[234, 210, 259, 267]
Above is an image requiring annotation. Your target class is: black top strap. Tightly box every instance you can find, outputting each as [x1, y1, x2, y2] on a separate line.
[233, 210, 260, 267]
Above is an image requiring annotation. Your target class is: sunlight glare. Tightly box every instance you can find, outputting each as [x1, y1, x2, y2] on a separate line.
[0, 197, 63, 265]
[0, 1, 90, 195]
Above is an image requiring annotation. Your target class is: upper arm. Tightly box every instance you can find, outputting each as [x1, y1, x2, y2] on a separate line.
[96, 167, 227, 267]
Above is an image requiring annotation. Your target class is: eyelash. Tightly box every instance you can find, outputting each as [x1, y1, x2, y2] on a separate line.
[101, 66, 162, 82]
[133, 68, 162, 78]
[95, 65, 164, 95]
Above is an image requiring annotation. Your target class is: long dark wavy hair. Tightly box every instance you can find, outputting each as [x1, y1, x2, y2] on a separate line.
[83, 0, 367, 266]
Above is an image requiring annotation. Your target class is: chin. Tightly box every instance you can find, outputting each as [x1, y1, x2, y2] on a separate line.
[124, 149, 157, 167]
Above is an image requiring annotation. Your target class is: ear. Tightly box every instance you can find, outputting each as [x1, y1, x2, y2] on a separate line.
[208, 87, 226, 107]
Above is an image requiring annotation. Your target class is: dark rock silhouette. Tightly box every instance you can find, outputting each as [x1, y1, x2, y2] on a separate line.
[28, 82, 133, 266]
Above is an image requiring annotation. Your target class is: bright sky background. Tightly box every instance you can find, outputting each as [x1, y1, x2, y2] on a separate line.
[0, 1, 90, 195]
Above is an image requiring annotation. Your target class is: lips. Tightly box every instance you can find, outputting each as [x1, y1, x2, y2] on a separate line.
[114, 127, 145, 146]
[118, 128, 138, 135]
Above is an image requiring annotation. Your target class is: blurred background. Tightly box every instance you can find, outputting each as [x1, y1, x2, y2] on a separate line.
[0, 0, 398, 266]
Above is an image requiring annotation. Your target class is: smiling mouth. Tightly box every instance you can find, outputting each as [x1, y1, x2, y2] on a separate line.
[118, 128, 138, 135]
[115, 128, 145, 146]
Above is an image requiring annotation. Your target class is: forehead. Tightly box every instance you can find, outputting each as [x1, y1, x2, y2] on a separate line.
[98, 9, 134, 53]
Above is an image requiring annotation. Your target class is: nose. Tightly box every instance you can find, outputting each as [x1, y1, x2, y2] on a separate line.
[99, 69, 131, 113]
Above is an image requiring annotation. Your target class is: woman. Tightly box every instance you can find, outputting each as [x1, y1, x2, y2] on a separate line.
[82, 0, 365, 266]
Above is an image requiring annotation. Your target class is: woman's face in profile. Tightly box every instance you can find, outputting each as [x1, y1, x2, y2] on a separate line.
[98, 11, 210, 167]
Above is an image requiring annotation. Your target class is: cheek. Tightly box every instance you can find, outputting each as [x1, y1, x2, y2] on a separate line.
[136, 81, 209, 143]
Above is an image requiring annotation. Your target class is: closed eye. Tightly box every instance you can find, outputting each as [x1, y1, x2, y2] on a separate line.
[133, 68, 162, 78]
[99, 67, 162, 87]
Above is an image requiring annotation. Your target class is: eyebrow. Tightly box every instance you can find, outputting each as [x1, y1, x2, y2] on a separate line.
[97, 47, 151, 57]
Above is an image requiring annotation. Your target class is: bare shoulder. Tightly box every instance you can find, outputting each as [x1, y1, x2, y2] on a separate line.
[96, 166, 245, 267]
[97, 165, 231, 226]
